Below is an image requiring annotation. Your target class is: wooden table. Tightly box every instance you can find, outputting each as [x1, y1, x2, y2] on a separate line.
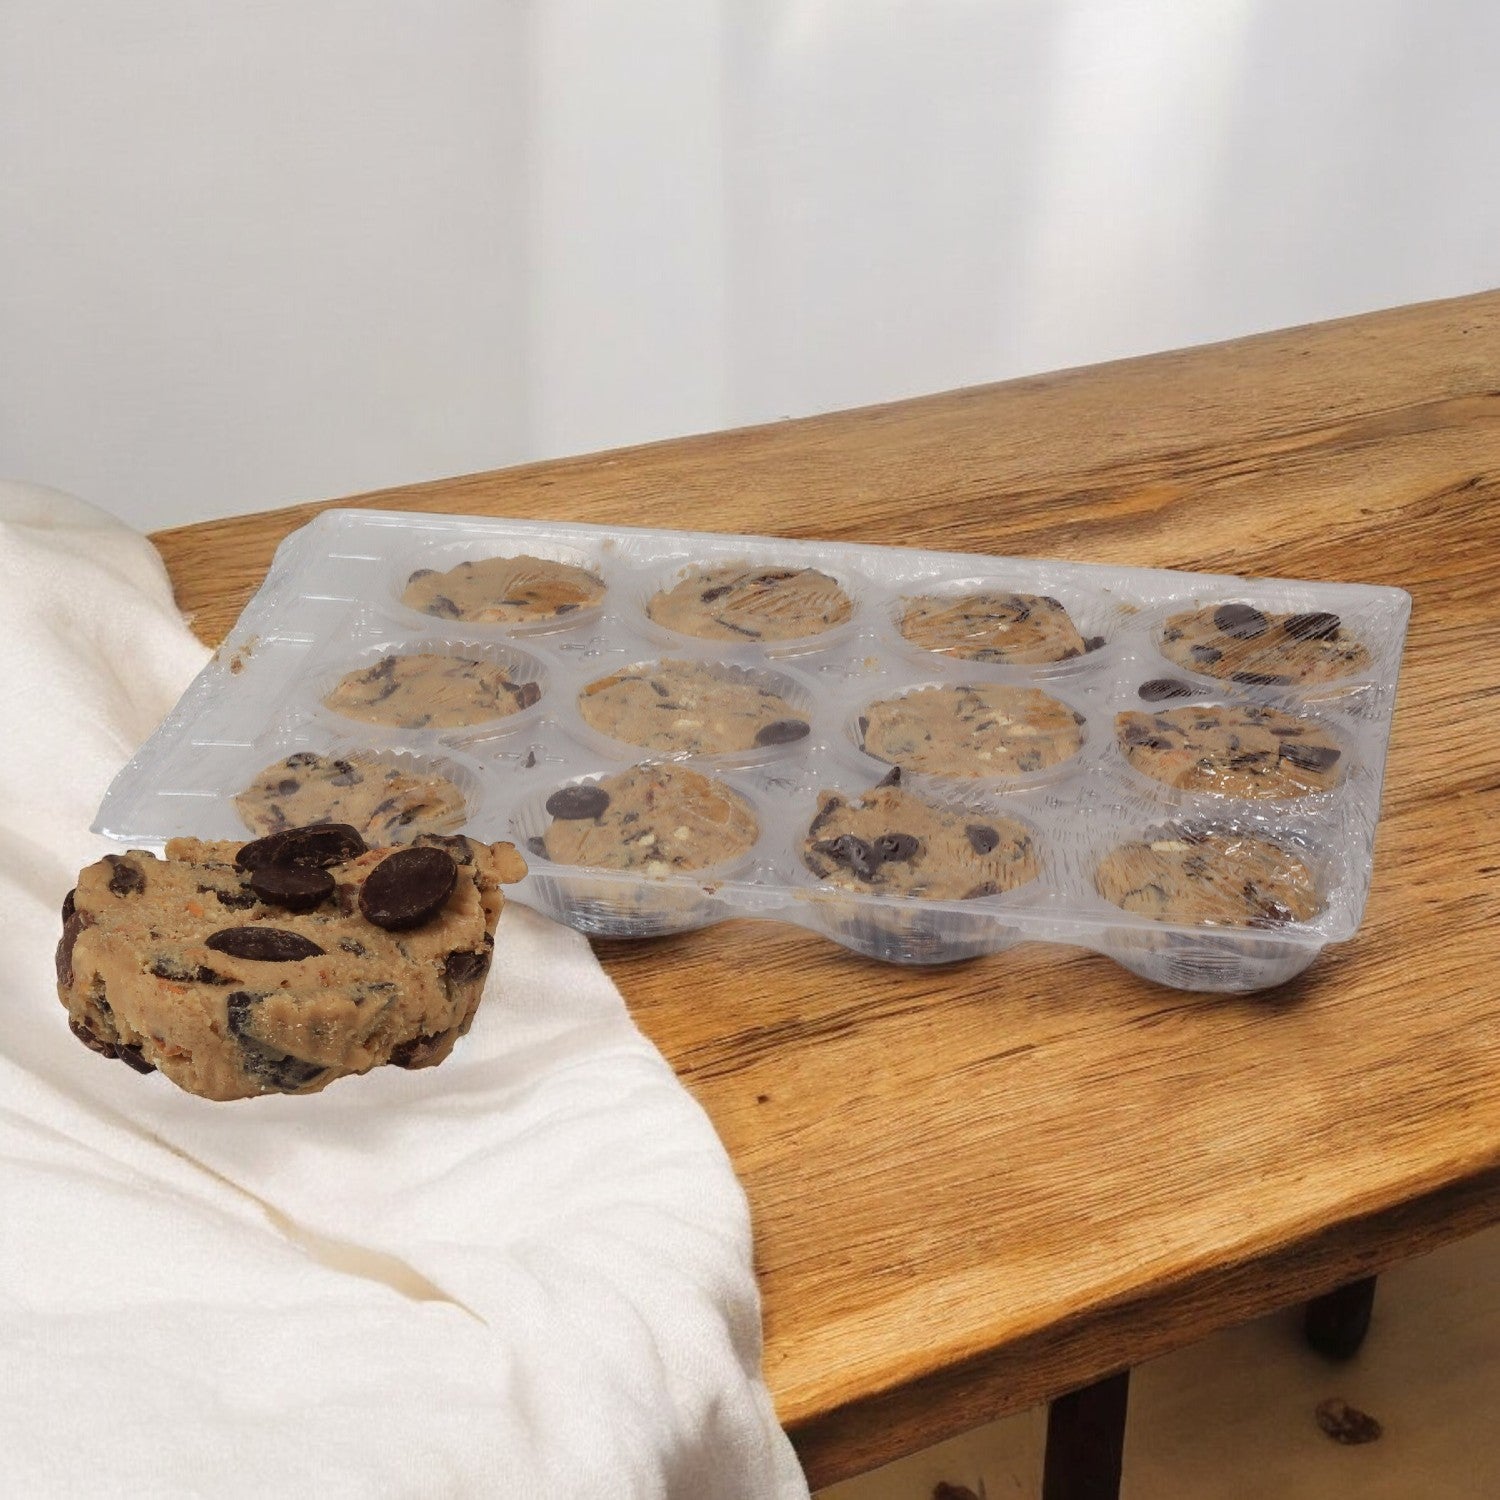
[154, 292, 1500, 1495]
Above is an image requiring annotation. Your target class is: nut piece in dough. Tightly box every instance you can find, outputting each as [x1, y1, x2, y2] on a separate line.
[578, 660, 808, 756]
[235, 751, 469, 841]
[1096, 830, 1320, 927]
[1115, 703, 1343, 800]
[1158, 603, 1370, 686]
[899, 591, 1091, 664]
[55, 830, 526, 1101]
[648, 564, 853, 642]
[323, 653, 540, 730]
[861, 684, 1084, 777]
[402, 554, 605, 624]
[801, 776, 1039, 900]
[540, 763, 759, 876]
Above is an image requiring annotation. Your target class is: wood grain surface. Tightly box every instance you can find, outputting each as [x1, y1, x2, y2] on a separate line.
[154, 292, 1500, 1490]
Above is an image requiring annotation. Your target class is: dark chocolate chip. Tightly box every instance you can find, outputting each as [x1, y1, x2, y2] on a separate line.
[755, 718, 810, 746]
[1189, 644, 1223, 664]
[338, 937, 368, 957]
[62, 888, 76, 922]
[114, 1042, 156, 1074]
[443, 948, 492, 994]
[359, 846, 458, 931]
[1138, 678, 1195, 702]
[1278, 740, 1341, 773]
[414, 832, 474, 865]
[1213, 603, 1269, 638]
[523, 749, 537, 768]
[509, 679, 542, 709]
[406, 568, 436, 583]
[699, 583, 733, 602]
[284, 751, 320, 768]
[1231, 670, 1294, 686]
[426, 594, 461, 618]
[105, 855, 146, 897]
[966, 823, 1001, 855]
[1315, 1398, 1383, 1446]
[150, 956, 231, 985]
[857, 714, 870, 741]
[69, 1016, 114, 1056]
[1039, 596, 1064, 610]
[1284, 610, 1341, 641]
[812, 834, 882, 880]
[257, 1053, 327, 1090]
[526, 834, 549, 859]
[236, 823, 367, 872]
[210, 885, 260, 909]
[205, 927, 327, 962]
[389, 1032, 444, 1069]
[249, 865, 335, 912]
[1085, 635, 1107, 652]
[545, 784, 610, 820]
[806, 797, 842, 837]
[874, 833, 920, 862]
[876, 765, 902, 788]
[56, 911, 87, 987]
[274, 778, 300, 796]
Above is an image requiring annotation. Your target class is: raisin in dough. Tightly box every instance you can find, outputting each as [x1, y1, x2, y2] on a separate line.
[402, 555, 605, 625]
[898, 591, 1090, 664]
[1158, 603, 1371, 686]
[801, 775, 1038, 900]
[540, 763, 759, 875]
[1115, 703, 1343, 800]
[861, 684, 1084, 777]
[647, 564, 852, 642]
[235, 751, 468, 841]
[55, 830, 525, 1101]
[578, 660, 808, 755]
[323, 653, 540, 730]
[1097, 831, 1320, 927]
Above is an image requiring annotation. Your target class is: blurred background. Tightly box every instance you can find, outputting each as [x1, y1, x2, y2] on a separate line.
[2, 0, 1498, 531]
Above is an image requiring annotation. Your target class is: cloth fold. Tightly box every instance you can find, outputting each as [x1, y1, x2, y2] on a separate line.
[0, 481, 807, 1500]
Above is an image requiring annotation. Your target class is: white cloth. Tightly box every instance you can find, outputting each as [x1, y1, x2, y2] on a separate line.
[0, 482, 808, 1500]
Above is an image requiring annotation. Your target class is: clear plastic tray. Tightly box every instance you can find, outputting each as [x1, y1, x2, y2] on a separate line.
[97, 509, 1410, 990]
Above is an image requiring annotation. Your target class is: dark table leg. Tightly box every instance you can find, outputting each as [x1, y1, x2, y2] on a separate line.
[1304, 1275, 1377, 1361]
[1042, 1368, 1130, 1500]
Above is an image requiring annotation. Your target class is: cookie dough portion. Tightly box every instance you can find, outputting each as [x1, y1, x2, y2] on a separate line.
[56, 830, 526, 1101]
[899, 591, 1091, 664]
[578, 660, 808, 755]
[1159, 603, 1371, 686]
[861, 684, 1084, 777]
[1116, 703, 1343, 800]
[540, 763, 759, 874]
[323, 653, 540, 730]
[647, 564, 853, 642]
[1097, 831, 1321, 927]
[235, 751, 469, 841]
[801, 776, 1039, 900]
[402, 554, 605, 625]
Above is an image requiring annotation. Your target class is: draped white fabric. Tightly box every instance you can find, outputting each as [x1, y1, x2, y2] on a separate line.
[2, 1, 1497, 531]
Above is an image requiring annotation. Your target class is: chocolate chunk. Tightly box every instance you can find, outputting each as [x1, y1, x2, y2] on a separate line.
[150, 956, 231, 985]
[522, 749, 537, 769]
[105, 855, 146, 897]
[1085, 635, 1107, 652]
[1213, 603, 1268, 638]
[1284, 610, 1341, 641]
[62, 888, 76, 922]
[406, 568, 436, 583]
[443, 948, 491, 994]
[284, 751, 320, 768]
[206, 927, 327, 962]
[966, 824, 1000, 855]
[876, 765, 902, 788]
[249, 865, 335, 912]
[874, 833, 920, 862]
[427, 595, 462, 619]
[274, 778, 300, 796]
[114, 1042, 157, 1074]
[413, 832, 475, 865]
[388, 1032, 444, 1069]
[755, 718, 810, 746]
[1189, 644, 1222, 664]
[812, 834, 882, 880]
[257, 1053, 327, 1090]
[509, 679, 542, 709]
[56, 911, 87, 986]
[526, 834, 549, 859]
[546, 784, 610, 820]
[359, 846, 458, 931]
[210, 885, 260, 909]
[806, 797, 842, 837]
[699, 583, 733, 602]
[236, 823, 367, 871]
[1278, 740, 1341, 773]
[1139, 678, 1195, 702]
[1231, 670, 1294, 686]
[69, 1016, 114, 1056]
[338, 937, 368, 957]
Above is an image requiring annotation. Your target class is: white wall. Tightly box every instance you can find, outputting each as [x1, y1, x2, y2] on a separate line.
[2, 1, 1497, 532]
